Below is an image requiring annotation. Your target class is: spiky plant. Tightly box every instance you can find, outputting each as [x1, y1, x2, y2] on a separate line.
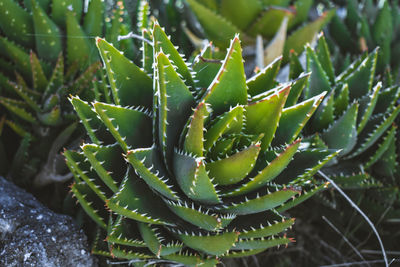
[286, 34, 400, 188]
[0, 0, 136, 186]
[64, 23, 338, 265]
[323, 0, 400, 74]
[184, 0, 334, 68]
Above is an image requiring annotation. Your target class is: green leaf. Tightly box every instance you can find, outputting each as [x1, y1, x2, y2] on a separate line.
[245, 86, 290, 150]
[156, 51, 195, 163]
[125, 146, 179, 201]
[204, 105, 243, 151]
[70, 96, 113, 145]
[82, 144, 126, 193]
[83, 0, 104, 37]
[66, 11, 93, 69]
[30, 52, 48, 91]
[273, 92, 325, 146]
[165, 200, 235, 231]
[233, 236, 291, 250]
[238, 217, 295, 239]
[43, 53, 64, 98]
[222, 139, 301, 197]
[37, 105, 62, 126]
[0, 97, 37, 124]
[185, 0, 246, 48]
[202, 36, 248, 115]
[94, 102, 152, 152]
[70, 182, 107, 229]
[284, 9, 335, 59]
[220, 0, 262, 30]
[217, 188, 300, 215]
[333, 83, 349, 117]
[310, 90, 335, 132]
[316, 34, 335, 84]
[107, 217, 146, 247]
[247, 56, 281, 97]
[247, 7, 293, 38]
[176, 230, 239, 256]
[0, 37, 31, 79]
[173, 150, 221, 204]
[107, 171, 177, 226]
[285, 72, 310, 107]
[0, 0, 34, 47]
[206, 143, 261, 185]
[192, 44, 222, 90]
[339, 49, 378, 101]
[52, 0, 82, 26]
[32, 0, 62, 62]
[183, 102, 209, 157]
[365, 125, 397, 169]
[153, 23, 195, 89]
[96, 38, 153, 108]
[137, 223, 182, 256]
[321, 103, 358, 156]
[304, 45, 331, 99]
[357, 82, 381, 134]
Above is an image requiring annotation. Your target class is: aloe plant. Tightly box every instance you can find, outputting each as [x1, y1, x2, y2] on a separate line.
[323, 0, 400, 74]
[184, 0, 334, 67]
[64, 23, 338, 265]
[0, 0, 137, 186]
[288, 34, 400, 187]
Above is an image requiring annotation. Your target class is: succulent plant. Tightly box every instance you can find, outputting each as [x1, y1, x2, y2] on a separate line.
[285, 34, 400, 188]
[323, 0, 400, 74]
[0, 0, 136, 186]
[184, 0, 335, 68]
[64, 23, 338, 265]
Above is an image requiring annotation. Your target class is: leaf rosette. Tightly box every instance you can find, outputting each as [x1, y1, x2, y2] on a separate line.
[65, 23, 337, 265]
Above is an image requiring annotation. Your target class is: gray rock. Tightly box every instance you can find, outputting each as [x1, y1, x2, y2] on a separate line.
[0, 176, 97, 267]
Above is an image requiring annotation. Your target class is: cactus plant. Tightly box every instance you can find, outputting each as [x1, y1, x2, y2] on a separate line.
[322, 0, 400, 74]
[184, 0, 335, 68]
[64, 23, 338, 265]
[286, 34, 400, 187]
[0, 0, 137, 186]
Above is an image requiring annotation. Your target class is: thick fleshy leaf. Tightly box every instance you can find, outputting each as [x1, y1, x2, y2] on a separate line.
[107, 217, 146, 247]
[321, 103, 358, 156]
[0, 37, 31, 79]
[173, 150, 221, 204]
[245, 86, 290, 150]
[0, 0, 34, 46]
[153, 23, 195, 89]
[96, 38, 153, 107]
[273, 92, 325, 146]
[304, 45, 331, 99]
[204, 105, 243, 151]
[83, 0, 104, 37]
[220, 0, 262, 30]
[43, 53, 64, 98]
[185, 0, 246, 48]
[310, 90, 335, 132]
[192, 43, 222, 90]
[316, 34, 335, 84]
[107, 172, 177, 226]
[175, 230, 239, 256]
[357, 82, 381, 133]
[165, 200, 235, 231]
[52, 0, 82, 26]
[334, 83, 349, 117]
[365, 125, 397, 169]
[82, 144, 126, 193]
[30, 52, 47, 91]
[247, 7, 293, 38]
[217, 188, 300, 215]
[138, 223, 183, 256]
[206, 143, 261, 185]
[0, 97, 37, 124]
[70, 96, 113, 145]
[183, 102, 209, 157]
[202, 36, 248, 115]
[94, 102, 152, 152]
[156, 52, 195, 163]
[285, 72, 310, 107]
[238, 217, 295, 239]
[233, 236, 292, 250]
[284, 10, 335, 59]
[222, 139, 301, 197]
[125, 146, 179, 201]
[32, 0, 62, 62]
[246, 57, 281, 97]
[66, 11, 93, 69]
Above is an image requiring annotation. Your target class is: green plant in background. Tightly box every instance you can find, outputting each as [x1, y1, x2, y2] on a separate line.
[0, 0, 136, 186]
[184, 0, 334, 68]
[287, 34, 400, 188]
[323, 0, 400, 74]
[64, 22, 339, 265]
